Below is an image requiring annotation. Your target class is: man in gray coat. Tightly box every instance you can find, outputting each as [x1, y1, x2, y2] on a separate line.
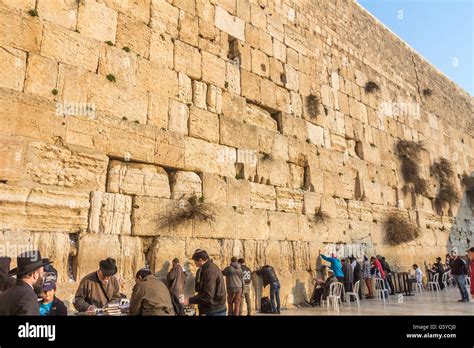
[222, 256, 244, 315]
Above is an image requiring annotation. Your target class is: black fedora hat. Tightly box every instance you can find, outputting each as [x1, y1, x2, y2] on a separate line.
[8, 250, 52, 276]
[99, 257, 117, 276]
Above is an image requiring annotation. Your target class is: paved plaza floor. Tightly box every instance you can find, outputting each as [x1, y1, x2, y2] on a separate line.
[271, 287, 473, 316]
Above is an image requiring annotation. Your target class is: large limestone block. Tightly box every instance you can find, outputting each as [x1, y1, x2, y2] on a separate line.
[244, 104, 278, 131]
[0, 184, 89, 233]
[98, 45, 138, 85]
[249, 182, 276, 210]
[77, 0, 117, 42]
[88, 191, 132, 235]
[275, 187, 304, 213]
[116, 14, 151, 58]
[193, 204, 236, 239]
[268, 211, 299, 241]
[131, 196, 193, 237]
[226, 177, 251, 208]
[226, 62, 241, 95]
[178, 10, 198, 46]
[307, 123, 325, 147]
[215, 6, 245, 41]
[0, 89, 65, 144]
[41, 23, 100, 71]
[147, 93, 169, 129]
[89, 76, 147, 124]
[154, 130, 185, 169]
[25, 142, 108, 191]
[280, 114, 307, 142]
[0, 0, 35, 11]
[184, 137, 236, 177]
[137, 59, 179, 98]
[202, 51, 226, 89]
[119, 235, 145, 279]
[241, 69, 261, 102]
[206, 85, 222, 114]
[66, 114, 155, 163]
[100, 0, 151, 23]
[189, 106, 219, 143]
[0, 136, 25, 182]
[107, 161, 170, 198]
[37, 0, 78, 30]
[220, 116, 259, 150]
[150, 0, 179, 36]
[76, 233, 120, 279]
[169, 171, 202, 199]
[256, 156, 289, 187]
[24, 54, 58, 99]
[168, 99, 189, 135]
[33, 232, 70, 282]
[174, 40, 202, 80]
[202, 173, 227, 204]
[234, 208, 269, 240]
[0, 47, 26, 91]
[0, 4, 42, 53]
[151, 237, 186, 277]
[149, 31, 174, 68]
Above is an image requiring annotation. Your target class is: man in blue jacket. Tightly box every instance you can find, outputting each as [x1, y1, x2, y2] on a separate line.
[319, 250, 344, 282]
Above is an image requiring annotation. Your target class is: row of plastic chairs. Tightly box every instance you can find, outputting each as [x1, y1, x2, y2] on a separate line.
[323, 280, 361, 311]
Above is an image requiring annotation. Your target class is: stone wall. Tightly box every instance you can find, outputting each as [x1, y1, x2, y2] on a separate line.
[0, 0, 472, 308]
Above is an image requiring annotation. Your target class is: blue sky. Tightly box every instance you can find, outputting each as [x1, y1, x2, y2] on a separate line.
[357, 0, 473, 95]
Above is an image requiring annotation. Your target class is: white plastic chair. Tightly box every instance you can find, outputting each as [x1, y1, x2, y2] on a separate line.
[324, 282, 344, 312]
[465, 274, 470, 286]
[428, 273, 440, 292]
[345, 280, 361, 307]
[375, 278, 389, 302]
[441, 272, 449, 291]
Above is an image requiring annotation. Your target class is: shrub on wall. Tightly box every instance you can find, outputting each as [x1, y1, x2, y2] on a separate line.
[159, 194, 214, 228]
[384, 213, 420, 245]
[396, 140, 428, 195]
[431, 158, 459, 214]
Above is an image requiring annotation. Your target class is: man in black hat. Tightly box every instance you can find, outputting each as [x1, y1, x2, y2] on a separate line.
[0, 250, 52, 315]
[73, 257, 120, 312]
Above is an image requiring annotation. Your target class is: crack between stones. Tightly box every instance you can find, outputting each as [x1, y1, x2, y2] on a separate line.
[411, 55, 423, 102]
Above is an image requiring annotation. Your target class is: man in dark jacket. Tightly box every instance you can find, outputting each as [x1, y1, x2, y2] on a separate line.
[130, 268, 175, 316]
[73, 257, 121, 312]
[379, 256, 395, 295]
[0, 257, 16, 293]
[350, 257, 363, 301]
[450, 250, 469, 302]
[167, 258, 185, 302]
[0, 250, 51, 315]
[238, 258, 252, 315]
[222, 257, 244, 315]
[39, 280, 67, 316]
[310, 269, 338, 306]
[256, 265, 280, 314]
[184, 249, 226, 316]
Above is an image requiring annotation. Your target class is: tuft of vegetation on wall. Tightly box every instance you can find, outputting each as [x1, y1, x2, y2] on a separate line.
[431, 158, 459, 215]
[159, 194, 214, 228]
[384, 213, 420, 245]
[364, 81, 380, 93]
[396, 140, 428, 196]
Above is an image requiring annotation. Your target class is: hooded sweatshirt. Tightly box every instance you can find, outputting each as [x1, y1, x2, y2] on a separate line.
[222, 262, 244, 292]
[0, 257, 16, 293]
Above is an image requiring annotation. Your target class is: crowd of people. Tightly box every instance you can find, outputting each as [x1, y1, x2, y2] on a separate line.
[0, 246, 473, 316]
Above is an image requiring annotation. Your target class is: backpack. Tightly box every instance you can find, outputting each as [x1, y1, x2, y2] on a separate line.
[260, 297, 273, 314]
[169, 291, 185, 316]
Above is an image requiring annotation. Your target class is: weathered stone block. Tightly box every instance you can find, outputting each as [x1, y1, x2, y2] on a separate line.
[202, 51, 226, 89]
[235, 208, 269, 240]
[175, 40, 202, 80]
[168, 99, 189, 135]
[193, 204, 236, 239]
[0, 4, 42, 53]
[0, 136, 25, 181]
[0, 46, 27, 91]
[116, 14, 151, 58]
[276, 187, 304, 213]
[189, 106, 219, 143]
[88, 191, 132, 235]
[77, 0, 117, 42]
[99, 45, 138, 85]
[268, 211, 299, 240]
[215, 6, 245, 41]
[169, 171, 202, 199]
[249, 182, 276, 210]
[24, 54, 58, 98]
[226, 177, 251, 208]
[37, 0, 78, 30]
[154, 130, 185, 168]
[256, 156, 289, 187]
[107, 160, 170, 198]
[220, 115, 259, 150]
[226, 62, 241, 95]
[202, 173, 227, 204]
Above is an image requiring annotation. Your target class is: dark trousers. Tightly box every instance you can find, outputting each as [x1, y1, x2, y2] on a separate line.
[239, 286, 252, 315]
[386, 274, 395, 294]
[270, 281, 281, 313]
[227, 291, 242, 316]
[311, 287, 324, 305]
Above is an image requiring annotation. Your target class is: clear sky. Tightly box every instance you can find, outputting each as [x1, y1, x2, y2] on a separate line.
[356, 0, 473, 95]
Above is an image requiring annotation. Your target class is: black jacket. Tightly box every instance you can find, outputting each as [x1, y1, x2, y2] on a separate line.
[0, 257, 16, 293]
[0, 280, 39, 315]
[256, 266, 279, 287]
[189, 260, 226, 315]
[451, 258, 468, 276]
[41, 297, 68, 316]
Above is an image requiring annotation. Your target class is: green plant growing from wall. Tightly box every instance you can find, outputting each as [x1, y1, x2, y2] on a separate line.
[106, 74, 116, 82]
[313, 207, 329, 224]
[396, 140, 428, 196]
[28, 9, 38, 17]
[122, 46, 131, 52]
[431, 158, 459, 215]
[364, 81, 380, 93]
[159, 194, 214, 229]
[384, 213, 420, 245]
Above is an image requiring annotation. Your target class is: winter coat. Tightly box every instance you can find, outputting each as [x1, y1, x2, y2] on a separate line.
[342, 262, 353, 284]
[41, 296, 68, 316]
[73, 271, 120, 312]
[167, 264, 185, 298]
[256, 265, 279, 287]
[130, 275, 175, 316]
[222, 262, 244, 292]
[0, 257, 16, 293]
[0, 280, 39, 315]
[189, 260, 226, 315]
[451, 258, 468, 276]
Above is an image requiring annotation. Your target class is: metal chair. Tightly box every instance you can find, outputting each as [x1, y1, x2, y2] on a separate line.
[375, 278, 389, 302]
[428, 273, 440, 292]
[323, 282, 344, 312]
[345, 280, 361, 307]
